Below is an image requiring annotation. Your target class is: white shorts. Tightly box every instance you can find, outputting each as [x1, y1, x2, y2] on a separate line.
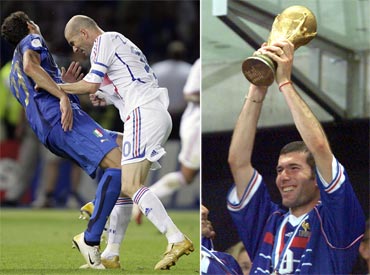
[121, 94, 172, 170]
[178, 103, 200, 169]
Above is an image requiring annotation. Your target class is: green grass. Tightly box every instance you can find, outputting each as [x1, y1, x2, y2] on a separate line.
[0, 209, 200, 275]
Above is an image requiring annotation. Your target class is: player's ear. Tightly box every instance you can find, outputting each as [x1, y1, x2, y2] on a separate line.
[80, 28, 88, 39]
[26, 21, 34, 32]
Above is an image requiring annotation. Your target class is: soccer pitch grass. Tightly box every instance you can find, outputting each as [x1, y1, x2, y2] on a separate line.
[0, 209, 200, 275]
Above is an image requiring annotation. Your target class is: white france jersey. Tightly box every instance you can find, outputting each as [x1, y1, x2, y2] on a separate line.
[84, 32, 165, 119]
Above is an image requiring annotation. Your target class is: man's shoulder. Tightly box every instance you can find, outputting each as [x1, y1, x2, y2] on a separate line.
[98, 32, 132, 47]
[19, 34, 46, 53]
[101, 31, 126, 39]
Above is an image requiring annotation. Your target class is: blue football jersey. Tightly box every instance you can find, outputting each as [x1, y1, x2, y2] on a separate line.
[9, 34, 80, 143]
[8, 34, 120, 178]
[201, 237, 243, 275]
[227, 157, 365, 274]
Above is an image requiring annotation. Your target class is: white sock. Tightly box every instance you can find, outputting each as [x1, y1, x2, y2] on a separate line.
[133, 187, 184, 243]
[149, 171, 186, 200]
[101, 197, 132, 259]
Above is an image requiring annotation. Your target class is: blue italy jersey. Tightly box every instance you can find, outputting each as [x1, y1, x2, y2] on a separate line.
[9, 34, 80, 143]
[227, 157, 365, 274]
[8, 34, 120, 178]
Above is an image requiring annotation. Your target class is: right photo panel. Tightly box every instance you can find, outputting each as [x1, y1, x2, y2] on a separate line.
[201, 1, 370, 275]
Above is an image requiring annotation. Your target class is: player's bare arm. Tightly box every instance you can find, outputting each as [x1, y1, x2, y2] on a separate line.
[263, 40, 333, 183]
[228, 82, 268, 199]
[59, 79, 100, 95]
[23, 49, 73, 131]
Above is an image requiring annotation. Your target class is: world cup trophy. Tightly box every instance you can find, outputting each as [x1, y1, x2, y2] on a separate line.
[242, 5, 317, 86]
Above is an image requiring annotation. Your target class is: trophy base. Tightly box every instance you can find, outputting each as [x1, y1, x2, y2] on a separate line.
[242, 55, 276, 86]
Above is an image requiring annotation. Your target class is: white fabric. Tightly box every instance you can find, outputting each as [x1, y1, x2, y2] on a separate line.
[84, 32, 166, 119]
[183, 58, 200, 95]
[178, 59, 200, 169]
[120, 92, 172, 170]
[178, 103, 200, 169]
[101, 200, 132, 258]
[133, 187, 183, 243]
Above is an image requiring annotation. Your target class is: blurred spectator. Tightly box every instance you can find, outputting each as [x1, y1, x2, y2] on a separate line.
[31, 146, 85, 208]
[151, 40, 192, 138]
[0, 61, 25, 205]
[0, 61, 23, 141]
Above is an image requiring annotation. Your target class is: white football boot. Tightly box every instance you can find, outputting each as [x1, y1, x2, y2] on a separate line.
[72, 232, 105, 269]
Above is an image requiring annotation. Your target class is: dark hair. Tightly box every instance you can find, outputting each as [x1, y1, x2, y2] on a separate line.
[1, 11, 31, 45]
[280, 141, 316, 176]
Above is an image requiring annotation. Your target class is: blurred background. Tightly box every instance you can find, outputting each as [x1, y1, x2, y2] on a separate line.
[202, 0, 369, 273]
[0, 0, 200, 211]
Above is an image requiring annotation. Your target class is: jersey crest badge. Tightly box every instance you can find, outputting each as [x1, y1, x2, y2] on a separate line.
[31, 38, 42, 48]
[299, 221, 311, 238]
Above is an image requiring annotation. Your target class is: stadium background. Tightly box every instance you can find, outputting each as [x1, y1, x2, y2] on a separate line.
[0, 0, 200, 210]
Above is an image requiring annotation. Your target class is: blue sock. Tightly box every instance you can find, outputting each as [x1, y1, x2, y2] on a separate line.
[84, 168, 121, 245]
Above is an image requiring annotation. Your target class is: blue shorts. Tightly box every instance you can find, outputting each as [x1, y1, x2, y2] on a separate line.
[45, 109, 119, 178]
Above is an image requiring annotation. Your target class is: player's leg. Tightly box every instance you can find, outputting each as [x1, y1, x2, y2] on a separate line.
[76, 130, 132, 269]
[121, 101, 194, 270]
[47, 111, 123, 269]
[121, 160, 194, 270]
[145, 105, 200, 201]
[100, 196, 132, 268]
[73, 147, 122, 269]
[94, 129, 132, 268]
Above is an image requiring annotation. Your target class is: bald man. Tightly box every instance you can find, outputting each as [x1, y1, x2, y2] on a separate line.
[59, 15, 194, 270]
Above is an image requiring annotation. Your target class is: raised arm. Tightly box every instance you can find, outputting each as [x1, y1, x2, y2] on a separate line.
[228, 83, 268, 199]
[23, 49, 73, 131]
[262, 40, 333, 183]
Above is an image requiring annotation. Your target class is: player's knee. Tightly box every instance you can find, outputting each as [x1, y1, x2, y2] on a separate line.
[120, 181, 141, 198]
[100, 148, 121, 169]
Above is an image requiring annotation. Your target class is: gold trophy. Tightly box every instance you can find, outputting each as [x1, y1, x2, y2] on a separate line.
[242, 5, 317, 86]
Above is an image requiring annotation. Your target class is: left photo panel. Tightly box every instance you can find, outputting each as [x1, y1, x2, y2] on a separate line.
[0, 1, 200, 274]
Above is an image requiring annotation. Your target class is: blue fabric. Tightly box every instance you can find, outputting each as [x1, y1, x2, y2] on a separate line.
[85, 168, 121, 243]
[227, 163, 365, 274]
[45, 109, 118, 178]
[201, 241, 243, 275]
[10, 34, 120, 179]
[10, 34, 80, 143]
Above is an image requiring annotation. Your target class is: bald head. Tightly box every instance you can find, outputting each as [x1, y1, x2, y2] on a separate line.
[64, 15, 103, 56]
[64, 15, 98, 37]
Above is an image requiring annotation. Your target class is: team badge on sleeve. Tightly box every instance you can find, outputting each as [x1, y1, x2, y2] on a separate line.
[31, 38, 42, 48]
